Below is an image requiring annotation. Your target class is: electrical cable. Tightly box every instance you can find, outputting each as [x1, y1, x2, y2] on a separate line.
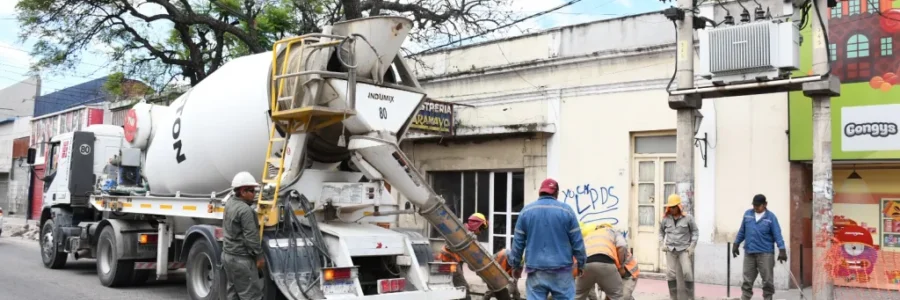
[411, 0, 584, 56]
[665, 20, 678, 95]
[809, 0, 834, 76]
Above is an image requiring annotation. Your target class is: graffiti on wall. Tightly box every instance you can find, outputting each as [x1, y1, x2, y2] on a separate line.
[562, 183, 620, 226]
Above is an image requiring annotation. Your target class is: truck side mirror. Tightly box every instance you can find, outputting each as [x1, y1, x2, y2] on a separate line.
[26, 148, 36, 165]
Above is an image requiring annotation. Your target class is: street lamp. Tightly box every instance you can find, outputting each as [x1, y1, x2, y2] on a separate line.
[693, 110, 710, 168]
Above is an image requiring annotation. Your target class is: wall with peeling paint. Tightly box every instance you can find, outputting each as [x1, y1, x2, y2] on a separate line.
[401, 6, 792, 289]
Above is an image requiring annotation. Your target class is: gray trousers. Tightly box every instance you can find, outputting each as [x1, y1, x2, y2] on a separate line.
[575, 262, 623, 300]
[482, 281, 521, 300]
[665, 250, 694, 300]
[452, 264, 471, 299]
[741, 253, 775, 300]
[622, 277, 638, 300]
[222, 253, 263, 300]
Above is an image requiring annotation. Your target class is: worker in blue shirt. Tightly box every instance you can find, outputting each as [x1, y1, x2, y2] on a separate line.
[732, 194, 787, 300]
[508, 178, 587, 300]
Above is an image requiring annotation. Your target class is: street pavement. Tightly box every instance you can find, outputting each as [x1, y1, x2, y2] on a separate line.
[0, 235, 187, 300]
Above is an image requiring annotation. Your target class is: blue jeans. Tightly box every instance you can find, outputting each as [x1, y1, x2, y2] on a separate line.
[526, 270, 575, 300]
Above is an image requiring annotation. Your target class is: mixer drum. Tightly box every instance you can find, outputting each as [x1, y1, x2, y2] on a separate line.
[141, 53, 274, 195]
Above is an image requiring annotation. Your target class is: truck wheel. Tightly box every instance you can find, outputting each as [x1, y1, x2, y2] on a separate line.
[186, 239, 225, 300]
[40, 219, 68, 269]
[97, 225, 136, 287]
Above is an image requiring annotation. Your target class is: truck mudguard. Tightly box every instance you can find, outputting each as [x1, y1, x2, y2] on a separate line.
[180, 225, 223, 263]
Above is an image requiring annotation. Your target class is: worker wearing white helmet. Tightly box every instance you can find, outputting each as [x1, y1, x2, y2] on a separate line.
[222, 171, 264, 300]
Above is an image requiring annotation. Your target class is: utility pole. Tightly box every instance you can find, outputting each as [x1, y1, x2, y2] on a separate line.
[804, 0, 841, 298]
[667, 0, 701, 296]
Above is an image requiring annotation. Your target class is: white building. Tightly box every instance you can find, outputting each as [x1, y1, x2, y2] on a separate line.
[397, 9, 792, 290]
[0, 76, 39, 215]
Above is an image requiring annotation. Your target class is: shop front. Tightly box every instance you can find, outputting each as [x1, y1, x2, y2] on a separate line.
[789, 0, 900, 290]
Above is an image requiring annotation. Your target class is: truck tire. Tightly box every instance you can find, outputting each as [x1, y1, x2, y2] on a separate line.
[131, 270, 152, 285]
[186, 238, 225, 300]
[40, 219, 68, 269]
[97, 225, 136, 287]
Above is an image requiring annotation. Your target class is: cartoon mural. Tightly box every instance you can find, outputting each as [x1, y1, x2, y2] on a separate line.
[817, 169, 900, 291]
[826, 223, 880, 283]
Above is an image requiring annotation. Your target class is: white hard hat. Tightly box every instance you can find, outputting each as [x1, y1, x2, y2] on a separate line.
[231, 171, 259, 188]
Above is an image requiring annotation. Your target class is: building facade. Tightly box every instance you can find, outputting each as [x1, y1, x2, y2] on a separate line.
[398, 7, 793, 289]
[789, 0, 900, 292]
[0, 76, 39, 216]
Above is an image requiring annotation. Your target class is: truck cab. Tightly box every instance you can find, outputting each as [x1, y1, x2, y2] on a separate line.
[39, 125, 130, 210]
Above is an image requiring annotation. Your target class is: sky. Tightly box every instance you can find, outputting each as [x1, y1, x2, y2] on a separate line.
[0, 0, 668, 99]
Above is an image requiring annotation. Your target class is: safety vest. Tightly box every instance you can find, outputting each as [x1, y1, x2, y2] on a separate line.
[621, 253, 640, 279]
[585, 228, 620, 264]
[437, 244, 462, 263]
[495, 249, 514, 275]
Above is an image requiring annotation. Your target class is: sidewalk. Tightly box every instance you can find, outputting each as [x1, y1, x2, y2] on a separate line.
[464, 268, 811, 299]
[1, 215, 40, 240]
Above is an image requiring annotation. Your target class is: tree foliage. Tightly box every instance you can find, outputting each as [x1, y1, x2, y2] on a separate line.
[16, 0, 514, 91]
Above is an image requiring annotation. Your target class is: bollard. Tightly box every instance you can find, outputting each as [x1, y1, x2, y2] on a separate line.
[727, 242, 731, 298]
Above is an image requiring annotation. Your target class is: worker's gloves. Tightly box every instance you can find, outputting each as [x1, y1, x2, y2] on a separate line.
[777, 249, 787, 264]
[256, 257, 266, 269]
[660, 241, 668, 252]
[732, 243, 740, 258]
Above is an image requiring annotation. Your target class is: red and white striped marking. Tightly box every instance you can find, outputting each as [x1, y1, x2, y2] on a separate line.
[134, 262, 186, 270]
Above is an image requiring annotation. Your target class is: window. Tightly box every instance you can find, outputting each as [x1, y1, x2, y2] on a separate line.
[848, 0, 860, 15]
[830, 44, 838, 61]
[429, 170, 524, 252]
[832, 2, 842, 18]
[869, 0, 879, 12]
[491, 171, 525, 253]
[847, 34, 870, 58]
[882, 37, 893, 56]
[634, 135, 676, 154]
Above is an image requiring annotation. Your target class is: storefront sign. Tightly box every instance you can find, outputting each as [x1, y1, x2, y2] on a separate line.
[841, 104, 900, 152]
[409, 100, 453, 134]
[788, 5, 900, 160]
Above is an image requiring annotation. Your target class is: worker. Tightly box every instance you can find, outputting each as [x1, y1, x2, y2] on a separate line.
[732, 194, 787, 300]
[575, 222, 628, 300]
[482, 248, 522, 300]
[597, 223, 640, 300]
[437, 212, 488, 299]
[659, 194, 699, 300]
[222, 172, 265, 300]
[508, 178, 586, 300]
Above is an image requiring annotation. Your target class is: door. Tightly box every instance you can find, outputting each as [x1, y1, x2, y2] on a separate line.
[632, 158, 676, 272]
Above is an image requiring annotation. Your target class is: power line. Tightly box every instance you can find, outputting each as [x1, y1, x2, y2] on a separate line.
[411, 0, 586, 56]
[0, 44, 109, 69]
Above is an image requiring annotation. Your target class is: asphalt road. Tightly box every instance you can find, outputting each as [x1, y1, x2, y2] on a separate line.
[0, 237, 188, 300]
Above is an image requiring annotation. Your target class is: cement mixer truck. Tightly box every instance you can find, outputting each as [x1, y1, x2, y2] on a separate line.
[28, 16, 512, 300]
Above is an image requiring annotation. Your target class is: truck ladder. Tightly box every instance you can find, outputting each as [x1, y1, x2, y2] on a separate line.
[258, 35, 356, 234]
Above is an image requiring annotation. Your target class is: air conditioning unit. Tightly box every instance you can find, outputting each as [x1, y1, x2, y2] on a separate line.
[698, 20, 800, 84]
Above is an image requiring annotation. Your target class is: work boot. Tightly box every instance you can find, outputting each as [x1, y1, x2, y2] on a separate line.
[667, 280, 678, 299]
[685, 281, 695, 300]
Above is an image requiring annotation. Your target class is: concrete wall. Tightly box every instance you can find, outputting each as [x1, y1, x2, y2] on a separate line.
[0, 76, 39, 119]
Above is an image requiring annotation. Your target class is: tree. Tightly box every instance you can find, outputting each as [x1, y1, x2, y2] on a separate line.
[15, 0, 514, 90]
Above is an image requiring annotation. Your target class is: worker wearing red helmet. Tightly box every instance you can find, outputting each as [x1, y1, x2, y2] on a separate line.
[436, 212, 488, 298]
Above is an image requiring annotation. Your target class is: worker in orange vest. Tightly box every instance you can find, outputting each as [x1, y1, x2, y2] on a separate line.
[483, 248, 522, 300]
[574, 222, 631, 300]
[436, 213, 489, 298]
